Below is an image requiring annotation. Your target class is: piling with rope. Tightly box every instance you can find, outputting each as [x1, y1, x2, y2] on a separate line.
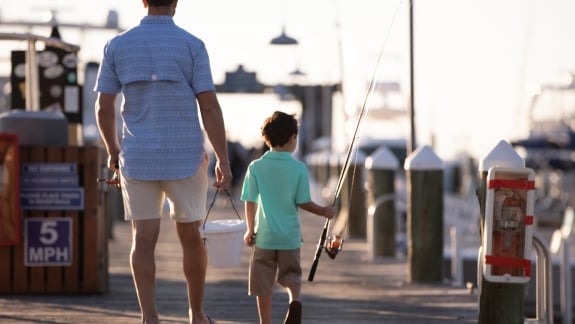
[404, 145, 444, 283]
[365, 146, 399, 259]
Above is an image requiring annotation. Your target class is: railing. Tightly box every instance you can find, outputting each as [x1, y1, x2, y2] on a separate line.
[524, 231, 554, 324]
[550, 206, 575, 324]
[474, 232, 554, 324]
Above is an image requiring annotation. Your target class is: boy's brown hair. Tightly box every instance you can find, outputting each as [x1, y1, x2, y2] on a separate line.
[147, 0, 176, 7]
[261, 111, 298, 148]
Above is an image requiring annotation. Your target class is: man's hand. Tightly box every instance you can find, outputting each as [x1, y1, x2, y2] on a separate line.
[213, 161, 232, 190]
[103, 156, 120, 188]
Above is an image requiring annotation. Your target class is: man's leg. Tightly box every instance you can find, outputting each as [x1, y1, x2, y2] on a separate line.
[130, 219, 161, 324]
[176, 220, 211, 324]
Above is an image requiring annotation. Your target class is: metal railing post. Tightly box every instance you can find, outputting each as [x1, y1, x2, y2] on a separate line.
[525, 231, 554, 324]
[558, 232, 572, 324]
[450, 226, 463, 286]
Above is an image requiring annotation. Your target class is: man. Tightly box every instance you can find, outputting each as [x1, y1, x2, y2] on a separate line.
[95, 1, 230, 323]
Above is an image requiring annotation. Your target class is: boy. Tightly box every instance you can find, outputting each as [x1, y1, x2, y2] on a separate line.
[241, 111, 336, 324]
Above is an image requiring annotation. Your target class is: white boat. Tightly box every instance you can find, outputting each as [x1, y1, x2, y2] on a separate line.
[511, 72, 575, 227]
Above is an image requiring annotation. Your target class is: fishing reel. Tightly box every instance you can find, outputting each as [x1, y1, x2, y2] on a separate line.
[324, 235, 344, 259]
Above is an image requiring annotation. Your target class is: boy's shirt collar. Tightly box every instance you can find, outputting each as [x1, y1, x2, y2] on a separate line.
[263, 151, 293, 160]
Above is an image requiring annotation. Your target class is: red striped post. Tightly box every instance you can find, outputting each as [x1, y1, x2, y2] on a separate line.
[478, 140, 526, 324]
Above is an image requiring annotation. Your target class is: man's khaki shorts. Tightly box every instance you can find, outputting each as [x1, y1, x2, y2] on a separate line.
[120, 154, 209, 223]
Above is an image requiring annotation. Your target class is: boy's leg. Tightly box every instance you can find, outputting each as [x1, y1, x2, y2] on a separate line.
[285, 282, 301, 303]
[283, 299, 302, 324]
[250, 248, 277, 324]
[277, 249, 302, 324]
[284, 282, 302, 324]
[256, 295, 273, 324]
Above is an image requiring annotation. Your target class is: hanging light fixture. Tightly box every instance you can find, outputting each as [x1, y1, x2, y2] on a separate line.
[289, 68, 305, 76]
[270, 26, 298, 45]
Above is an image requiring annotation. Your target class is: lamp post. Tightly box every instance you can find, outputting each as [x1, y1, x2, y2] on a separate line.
[408, 0, 417, 154]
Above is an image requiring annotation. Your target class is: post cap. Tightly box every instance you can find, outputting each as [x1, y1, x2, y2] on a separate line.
[404, 145, 443, 170]
[365, 146, 399, 170]
[479, 140, 524, 172]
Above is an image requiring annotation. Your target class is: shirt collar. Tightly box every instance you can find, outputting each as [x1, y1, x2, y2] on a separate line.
[262, 151, 294, 160]
[141, 16, 175, 25]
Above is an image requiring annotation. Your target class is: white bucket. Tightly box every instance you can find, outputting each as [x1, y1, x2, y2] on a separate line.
[201, 219, 246, 268]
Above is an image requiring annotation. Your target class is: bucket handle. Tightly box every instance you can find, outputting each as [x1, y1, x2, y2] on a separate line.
[202, 188, 242, 231]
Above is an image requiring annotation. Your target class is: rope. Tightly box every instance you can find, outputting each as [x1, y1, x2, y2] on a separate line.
[202, 188, 242, 230]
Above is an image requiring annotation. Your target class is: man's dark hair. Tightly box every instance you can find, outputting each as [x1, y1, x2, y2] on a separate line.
[147, 0, 176, 6]
[261, 111, 298, 148]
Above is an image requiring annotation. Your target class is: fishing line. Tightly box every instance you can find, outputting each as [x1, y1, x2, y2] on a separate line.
[309, 0, 409, 281]
[331, 0, 409, 231]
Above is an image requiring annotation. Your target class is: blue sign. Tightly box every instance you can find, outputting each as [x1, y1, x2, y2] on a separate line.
[25, 218, 72, 266]
[22, 163, 77, 174]
[20, 188, 84, 210]
[21, 174, 79, 188]
[20, 162, 80, 188]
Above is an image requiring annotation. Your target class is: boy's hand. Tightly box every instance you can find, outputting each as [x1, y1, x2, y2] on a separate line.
[323, 206, 337, 219]
[243, 231, 256, 246]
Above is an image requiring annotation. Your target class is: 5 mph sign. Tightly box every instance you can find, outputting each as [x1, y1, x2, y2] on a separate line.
[25, 218, 72, 266]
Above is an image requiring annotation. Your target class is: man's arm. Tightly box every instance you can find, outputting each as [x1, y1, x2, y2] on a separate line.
[197, 90, 232, 189]
[95, 92, 120, 169]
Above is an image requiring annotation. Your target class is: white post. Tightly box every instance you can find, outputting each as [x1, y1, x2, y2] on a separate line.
[450, 226, 463, 286]
[25, 38, 40, 111]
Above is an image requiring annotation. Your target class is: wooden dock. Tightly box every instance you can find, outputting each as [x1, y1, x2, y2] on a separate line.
[0, 191, 479, 323]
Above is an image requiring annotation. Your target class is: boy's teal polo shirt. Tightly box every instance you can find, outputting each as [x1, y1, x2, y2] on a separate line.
[241, 151, 312, 250]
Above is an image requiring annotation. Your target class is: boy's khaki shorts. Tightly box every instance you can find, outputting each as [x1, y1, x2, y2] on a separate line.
[248, 247, 302, 296]
[120, 154, 209, 223]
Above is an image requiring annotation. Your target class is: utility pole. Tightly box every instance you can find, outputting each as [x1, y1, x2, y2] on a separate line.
[408, 0, 416, 154]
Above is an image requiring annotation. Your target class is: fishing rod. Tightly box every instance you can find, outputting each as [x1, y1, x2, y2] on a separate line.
[307, 85, 370, 282]
[307, 0, 408, 282]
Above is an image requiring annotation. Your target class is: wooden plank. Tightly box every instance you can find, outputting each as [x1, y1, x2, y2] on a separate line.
[0, 246, 11, 292]
[63, 147, 80, 293]
[11, 242, 27, 293]
[44, 147, 65, 293]
[0, 134, 20, 246]
[95, 147, 109, 293]
[11, 147, 30, 293]
[80, 147, 100, 292]
[28, 147, 47, 293]
[0, 135, 19, 293]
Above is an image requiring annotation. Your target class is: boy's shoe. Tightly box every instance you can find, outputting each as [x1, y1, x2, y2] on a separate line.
[284, 300, 302, 324]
